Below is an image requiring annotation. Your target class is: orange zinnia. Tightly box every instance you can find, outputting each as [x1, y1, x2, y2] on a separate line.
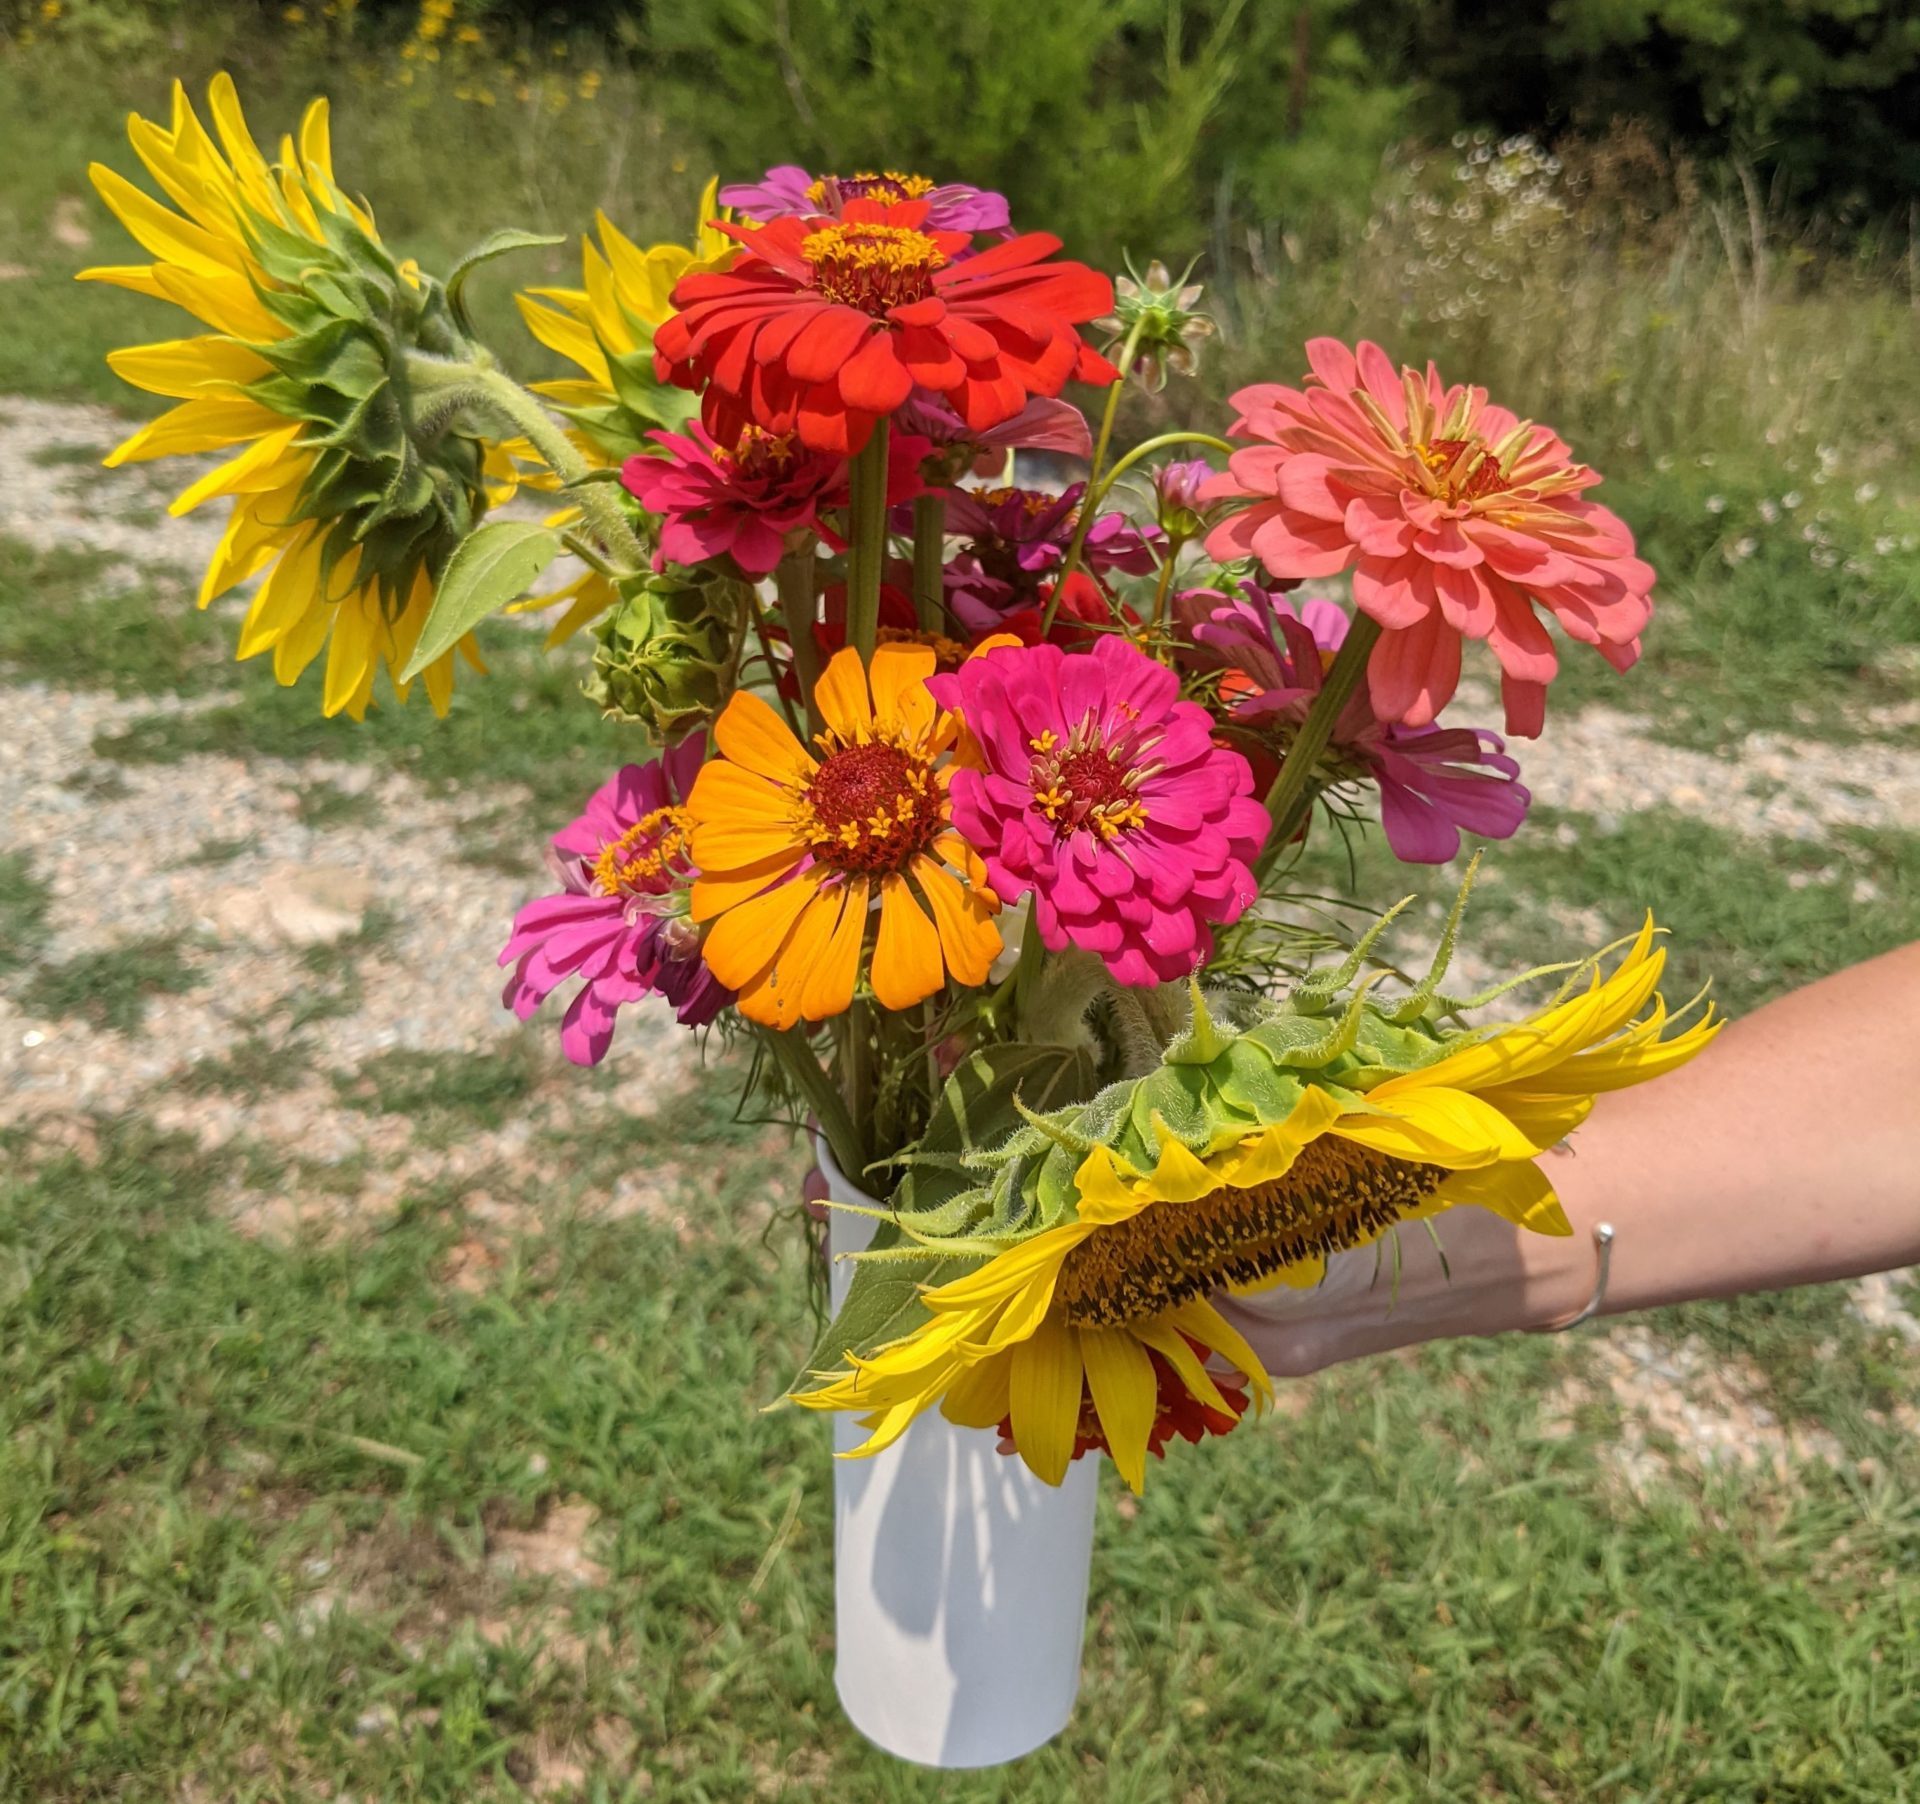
[686, 644, 1002, 1026]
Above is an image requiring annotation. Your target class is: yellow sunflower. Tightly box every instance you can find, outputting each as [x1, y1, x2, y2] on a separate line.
[82, 76, 514, 719]
[685, 644, 1002, 1027]
[796, 921, 1719, 1492]
[507, 181, 736, 646]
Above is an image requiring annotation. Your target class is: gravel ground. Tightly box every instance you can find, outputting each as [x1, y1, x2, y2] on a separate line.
[2, 393, 1913, 1481]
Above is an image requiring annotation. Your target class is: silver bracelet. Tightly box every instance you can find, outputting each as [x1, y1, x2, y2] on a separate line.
[1532, 1222, 1615, 1333]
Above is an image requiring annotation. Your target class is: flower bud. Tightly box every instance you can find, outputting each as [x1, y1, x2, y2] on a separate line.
[1093, 256, 1217, 393]
[583, 571, 740, 737]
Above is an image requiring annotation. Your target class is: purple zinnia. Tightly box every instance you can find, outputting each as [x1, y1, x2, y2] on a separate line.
[1186, 583, 1531, 864]
[718, 165, 1012, 236]
[927, 636, 1270, 987]
[500, 742, 732, 1063]
[939, 482, 1161, 634]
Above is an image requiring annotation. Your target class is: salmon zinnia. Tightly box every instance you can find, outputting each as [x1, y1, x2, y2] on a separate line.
[686, 644, 1002, 1026]
[654, 199, 1116, 455]
[1204, 338, 1656, 736]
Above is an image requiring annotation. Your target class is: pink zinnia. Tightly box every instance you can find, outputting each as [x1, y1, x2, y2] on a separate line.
[897, 392, 1093, 471]
[927, 637, 1269, 987]
[1185, 584, 1530, 865]
[939, 481, 1161, 634]
[718, 165, 1012, 236]
[620, 423, 925, 577]
[1203, 338, 1655, 736]
[500, 741, 732, 1064]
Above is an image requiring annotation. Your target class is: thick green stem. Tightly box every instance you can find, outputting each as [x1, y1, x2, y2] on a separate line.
[438, 359, 650, 575]
[765, 1027, 863, 1181]
[774, 547, 823, 735]
[1258, 612, 1383, 872]
[844, 419, 892, 659]
[1040, 430, 1235, 633]
[838, 998, 875, 1175]
[910, 493, 948, 632]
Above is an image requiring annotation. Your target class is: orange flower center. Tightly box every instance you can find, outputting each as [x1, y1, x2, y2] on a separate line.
[716, 425, 796, 478]
[799, 736, 944, 873]
[876, 622, 970, 671]
[801, 221, 949, 315]
[1415, 435, 1513, 506]
[592, 805, 693, 896]
[809, 170, 937, 208]
[1029, 724, 1150, 842]
[971, 486, 1062, 519]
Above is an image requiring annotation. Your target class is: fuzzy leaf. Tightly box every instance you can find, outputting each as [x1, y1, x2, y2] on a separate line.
[398, 520, 560, 679]
[792, 1249, 951, 1391]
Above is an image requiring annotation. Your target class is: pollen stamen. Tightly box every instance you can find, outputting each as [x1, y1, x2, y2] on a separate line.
[801, 221, 948, 314]
[795, 735, 943, 874]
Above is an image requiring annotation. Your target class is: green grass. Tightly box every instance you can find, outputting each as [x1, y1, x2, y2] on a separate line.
[0, 534, 228, 698]
[12, 934, 200, 1034]
[0, 849, 53, 975]
[2, 1106, 1916, 1802]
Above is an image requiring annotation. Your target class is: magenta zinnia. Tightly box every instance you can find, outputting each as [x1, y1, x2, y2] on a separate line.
[620, 422, 926, 577]
[928, 637, 1269, 986]
[1184, 583, 1530, 865]
[719, 165, 1011, 236]
[500, 740, 731, 1063]
[1203, 338, 1655, 736]
[939, 481, 1160, 634]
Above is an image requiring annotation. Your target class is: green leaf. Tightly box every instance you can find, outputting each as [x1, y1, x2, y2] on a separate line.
[398, 521, 560, 680]
[791, 1249, 951, 1392]
[446, 229, 568, 334]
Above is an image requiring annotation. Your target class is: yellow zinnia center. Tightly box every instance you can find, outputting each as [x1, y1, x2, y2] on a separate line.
[801, 222, 948, 314]
[809, 170, 938, 208]
[1029, 725, 1150, 842]
[591, 805, 692, 896]
[798, 735, 943, 873]
[1056, 1138, 1447, 1327]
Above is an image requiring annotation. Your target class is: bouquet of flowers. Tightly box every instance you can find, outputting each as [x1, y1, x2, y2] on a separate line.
[84, 81, 1719, 1768]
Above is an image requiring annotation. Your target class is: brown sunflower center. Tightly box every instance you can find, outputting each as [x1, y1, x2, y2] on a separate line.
[801, 221, 949, 314]
[801, 737, 944, 873]
[591, 805, 692, 897]
[1055, 1136, 1448, 1327]
[1029, 726, 1149, 842]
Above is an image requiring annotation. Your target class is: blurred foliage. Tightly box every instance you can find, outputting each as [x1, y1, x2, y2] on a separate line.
[7, 0, 1918, 255]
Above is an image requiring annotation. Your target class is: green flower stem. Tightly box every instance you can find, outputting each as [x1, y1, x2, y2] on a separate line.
[774, 546, 824, 736]
[844, 419, 893, 659]
[411, 354, 649, 576]
[1087, 318, 1146, 493]
[1039, 429, 1235, 633]
[765, 1027, 863, 1182]
[1148, 535, 1186, 629]
[838, 998, 876, 1175]
[1257, 611, 1383, 873]
[910, 492, 948, 632]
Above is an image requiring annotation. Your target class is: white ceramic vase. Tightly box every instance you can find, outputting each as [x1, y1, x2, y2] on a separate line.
[818, 1142, 1100, 1769]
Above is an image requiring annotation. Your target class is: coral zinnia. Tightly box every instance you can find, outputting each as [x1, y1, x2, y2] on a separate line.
[654, 199, 1116, 456]
[927, 638, 1269, 987]
[1203, 338, 1655, 736]
[500, 741, 732, 1064]
[1186, 584, 1531, 864]
[620, 422, 927, 578]
[82, 77, 516, 718]
[796, 919, 1719, 1491]
[685, 644, 1002, 1026]
[720, 165, 1011, 236]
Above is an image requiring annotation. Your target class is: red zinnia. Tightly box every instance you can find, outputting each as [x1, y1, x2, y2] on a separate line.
[653, 199, 1116, 456]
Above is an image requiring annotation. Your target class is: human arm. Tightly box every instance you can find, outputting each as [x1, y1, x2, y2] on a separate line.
[1218, 941, 1920, 1376]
